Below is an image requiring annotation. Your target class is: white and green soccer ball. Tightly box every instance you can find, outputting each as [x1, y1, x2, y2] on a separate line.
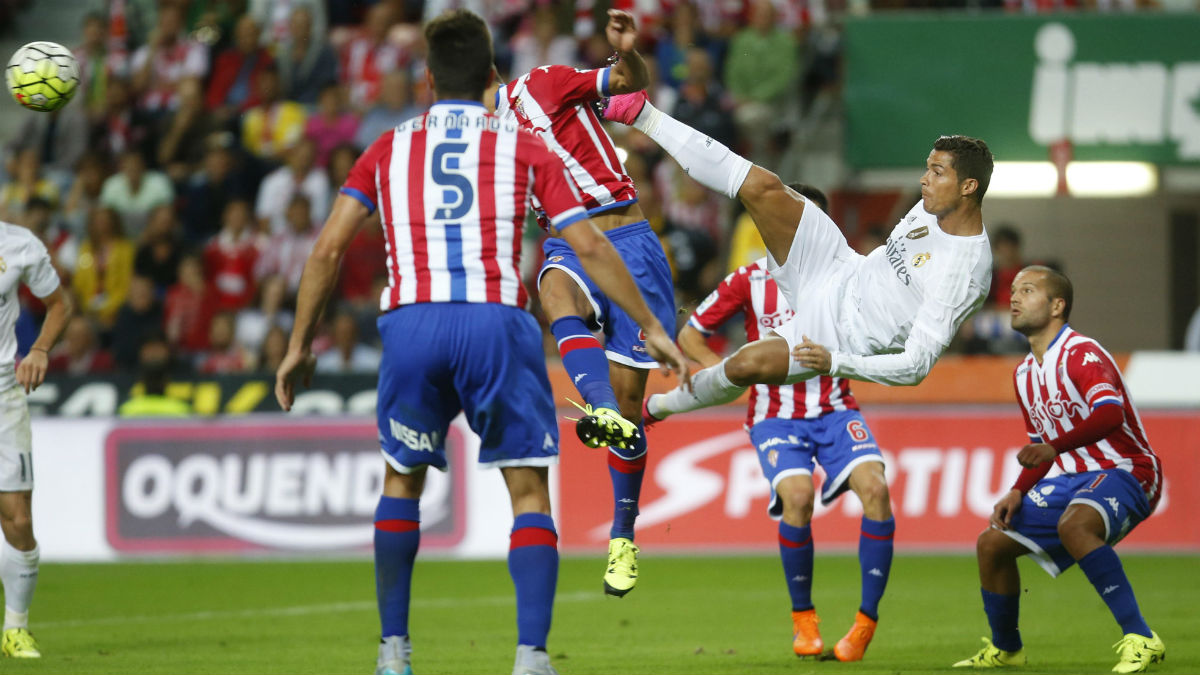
[6, 41, 79, 112]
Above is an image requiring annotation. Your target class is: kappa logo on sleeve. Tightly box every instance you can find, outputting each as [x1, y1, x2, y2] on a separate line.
[1082, 352, 1102, 366]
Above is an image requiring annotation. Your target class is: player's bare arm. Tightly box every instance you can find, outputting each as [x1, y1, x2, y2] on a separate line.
[678, 325, 722, 368]
[791, 334, 832, 375]
[276, 194, 369, 411]
[561, 219, 691, 391]
[604, 10, 649, 95]
[989, 489, 1023, 530]
[15, 286, 72, 394]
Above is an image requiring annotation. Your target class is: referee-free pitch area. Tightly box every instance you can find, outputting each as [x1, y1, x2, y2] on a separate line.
[10, 554, 1197, 674]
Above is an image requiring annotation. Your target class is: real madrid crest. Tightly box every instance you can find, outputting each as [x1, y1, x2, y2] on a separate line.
[0, 256, 6, 274]
[912, 252, 931, 267]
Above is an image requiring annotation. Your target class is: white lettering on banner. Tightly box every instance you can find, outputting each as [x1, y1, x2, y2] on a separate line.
[725, 451, 771, 518]
[899, 449, 942, 517]
[1029, 22, 1200, 158]
[938, 449, 967, 517]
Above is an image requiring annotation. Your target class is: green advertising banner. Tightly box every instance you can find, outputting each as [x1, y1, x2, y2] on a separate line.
[844, 14, 1200, 167]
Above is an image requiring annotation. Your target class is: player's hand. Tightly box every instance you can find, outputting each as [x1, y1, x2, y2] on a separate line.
[275, 348, 316, 412]
[605, 9, 638, 53]
[989, 489, 1024, 530]
[791, 335, 832, 374]
[644, 328, 693, 393]
[15, 349, 48, 394]
[1016, 442, 1056, 468]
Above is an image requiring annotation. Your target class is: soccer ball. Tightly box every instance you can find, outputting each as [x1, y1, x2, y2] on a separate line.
[6, 42, 79, 112]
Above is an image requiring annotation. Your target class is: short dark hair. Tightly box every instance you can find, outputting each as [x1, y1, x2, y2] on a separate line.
[785, 182, 829, 213]
[933, 135, 993, 204]
[1023, 264, 1073, 321]
[424, 10, 494, 100]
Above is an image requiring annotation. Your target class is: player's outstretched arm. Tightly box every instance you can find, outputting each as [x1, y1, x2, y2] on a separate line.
[16, 286, 73, 394]
[276, 194, 368, 411]
[604, 10, 649, 95]
[678, 324, 722, 368]
[562, 220, 691, 391]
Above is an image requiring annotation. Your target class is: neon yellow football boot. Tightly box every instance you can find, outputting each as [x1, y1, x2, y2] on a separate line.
[1, 628, 41, 658]
[603, 537, 639, 597]
[1111, 631, 1165, 673]
[567, 400, 641, 451]
[952, 637, 1026, 668]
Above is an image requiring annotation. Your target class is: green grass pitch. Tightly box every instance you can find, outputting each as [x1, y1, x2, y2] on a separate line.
[9, 553, 1197, 674]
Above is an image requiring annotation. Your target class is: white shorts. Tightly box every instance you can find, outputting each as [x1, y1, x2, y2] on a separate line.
[765, 199, 861, 382]
[0, 384, 32, 492]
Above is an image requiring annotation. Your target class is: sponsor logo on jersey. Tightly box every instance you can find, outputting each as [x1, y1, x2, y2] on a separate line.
[1041, 485, 1056, 495]
[905, 226, 929, 240]
[912, 252, 931, 267]
[885, 238, 912, 286]
[548, 255, 564, 263]
[1027, 487, 1049, 507]
[1086, 382, 1119, 401]
[757, 435, 800, 452]
[1106, 496, 1121, 515]
[758, 310, 794, 328]
[1026, 394, 1087, 436]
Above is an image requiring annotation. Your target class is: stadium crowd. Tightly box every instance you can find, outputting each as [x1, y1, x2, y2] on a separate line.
[3, 0, 1137, 380]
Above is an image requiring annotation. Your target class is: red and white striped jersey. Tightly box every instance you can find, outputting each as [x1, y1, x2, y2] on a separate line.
[1014, 325, 1162, 510]
[496, 64, 638, 220]
[689, 258, 858, 427]
[340, 101, 588, 311]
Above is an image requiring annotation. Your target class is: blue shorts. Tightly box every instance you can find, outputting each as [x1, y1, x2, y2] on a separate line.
[375, 303, 559, 472]
[1001, 469, 1151, 578]
[747, 410, 884, 517]
[539, 220, 676, 368]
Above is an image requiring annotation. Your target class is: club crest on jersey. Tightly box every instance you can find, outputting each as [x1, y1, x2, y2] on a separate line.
[912, 252, 931, 268]
[548, 256, 564, 263]
[0, 256, 6, 273]
[905, 226, 929, 240]
[767, 449, 779, 468]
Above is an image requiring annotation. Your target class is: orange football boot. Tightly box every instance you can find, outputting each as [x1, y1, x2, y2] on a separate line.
[792, 609, 823, 657]
[834, 611, 878, 662]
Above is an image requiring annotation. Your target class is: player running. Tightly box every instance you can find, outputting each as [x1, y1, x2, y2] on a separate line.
[953, 266, 1165, 673]
[488, 10, 676, 597]
[0, 222, 73, 659]
[274, 11, 687, 675]
[678, 185, 893, 663]
[600, 92, 993, 418]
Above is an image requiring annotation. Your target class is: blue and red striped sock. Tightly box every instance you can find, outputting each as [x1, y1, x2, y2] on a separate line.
[1079, 545, 1152, 638]
[375, 496, 420, 638]
[981, 588, 1022, 651]
[508, 512, 559, 649]
[858, 516, 894, 620]
[608, 425, 646, 540]
[551, 316, 618, 411]
[778, 521, 814, 611]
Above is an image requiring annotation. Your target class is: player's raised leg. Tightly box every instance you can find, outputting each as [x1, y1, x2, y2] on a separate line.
[646, 335, 789, 423]
[1057, 502, 1165, 673]
[835, 460, 894, 662]
[374, 465, 422, 675]
[953, 528, 1028, 668]
[0, 491, 39, 659]
[503, 467, 559, 675]
[601, 363, 651, 597]
[603, 93, 807, 266]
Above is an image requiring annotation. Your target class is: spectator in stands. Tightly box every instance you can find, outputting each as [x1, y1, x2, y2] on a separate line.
[155, 77, 212, 182]
[73, 207, 135, 329]
[5, 105, 89, 188]
[251, 0, 326, 49]
[88, 0, 157, 54]
[0, 148, 60, 222]
[205, 14, 272, 119]
[672, 46, 736, 151]
[255, 138, 329, 235]
[240, 64, 308, 164]
[988, 225, 1026, 309]
[74, 12, 118, 123]
[164, 253, 215, 354]
[255, 193, 318, 296]
[62, 153, 109, 236]
[276, 6, 338, 106]
[316, 311, 381, 374]
[98, 149, 175, 241]
[235, 274, 293, 355]
[111, 275, 163, 369]
[327, 143, 358, 190]
[47, 315, 114, 375]
[197, 311, 251, 374]
[134, 205, 183, 293]
[21, 197, 77, 283]
[257, 323, 288, 374]
[96, 77, 151, 161]
[204, 199, 261, 312]
[305, 85, 360, 168]
[178, 132, 252, 245]
[509, 5, 578, 79]
[118, 339, 190, 417]
[338, 215, 388, 312]
[130, 3, 209, 118]
[653, 2, 721, 91]
[355, 70, 422, 150]
[656, 161, 728, 303]
[341, 3, 410, 110]
[724, 0, 800, 168]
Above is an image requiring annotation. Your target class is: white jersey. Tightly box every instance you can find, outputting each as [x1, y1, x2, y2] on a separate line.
[0, 222, 61, 391]
[770, 200, 991, 386]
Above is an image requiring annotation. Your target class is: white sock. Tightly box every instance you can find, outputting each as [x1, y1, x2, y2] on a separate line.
[648, 360, 745, 419]
[1, 541, 38, 630]
[633, 101, 753, 199]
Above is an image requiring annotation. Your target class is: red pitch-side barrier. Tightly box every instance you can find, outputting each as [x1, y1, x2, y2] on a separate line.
[556, 410, 1199, 553]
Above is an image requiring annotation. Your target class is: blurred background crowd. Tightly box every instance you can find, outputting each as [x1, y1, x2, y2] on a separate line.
[0, 0, 1194, 383]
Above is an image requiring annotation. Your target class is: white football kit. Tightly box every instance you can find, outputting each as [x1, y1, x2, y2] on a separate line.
[0, 222, 60, 491]
[769, 199, 992, 385]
